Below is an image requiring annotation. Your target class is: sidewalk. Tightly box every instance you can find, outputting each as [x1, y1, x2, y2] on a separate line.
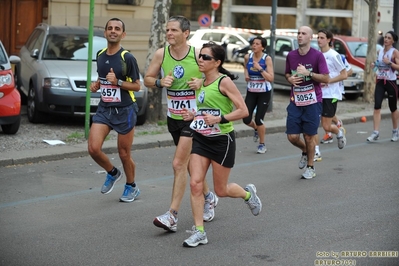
[0, 109, 391, 167]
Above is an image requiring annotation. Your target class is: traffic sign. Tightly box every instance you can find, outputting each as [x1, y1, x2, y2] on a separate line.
[198, 14, 211, 27]
[211, 0, 220, 10]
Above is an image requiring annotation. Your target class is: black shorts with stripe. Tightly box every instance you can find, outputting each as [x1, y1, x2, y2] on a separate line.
[191, 131, 236, 168]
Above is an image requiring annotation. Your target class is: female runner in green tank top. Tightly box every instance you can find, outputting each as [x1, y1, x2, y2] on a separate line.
[181, 42, 263, 247]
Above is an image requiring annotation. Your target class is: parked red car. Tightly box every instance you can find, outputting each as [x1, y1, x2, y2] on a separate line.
[332, 35, 383, 69]
[0, 40, 21, 134]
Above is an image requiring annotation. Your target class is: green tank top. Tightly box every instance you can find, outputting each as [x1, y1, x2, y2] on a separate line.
[162, 46, 202, 120]
[194, 75, 234, 135]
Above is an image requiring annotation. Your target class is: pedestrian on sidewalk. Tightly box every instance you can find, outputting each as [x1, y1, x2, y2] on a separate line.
[144, 15, 218, 232]
[367, 31, 399, 142]
[88, 18, 141, 202]
[284, 26, 329, 179]
[181, 42, 262, 247]
[242, 36, 274, 154]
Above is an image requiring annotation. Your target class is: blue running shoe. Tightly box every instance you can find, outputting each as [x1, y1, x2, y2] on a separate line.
[101, 169, 122, 194]
[253, 130, 259, 142]
[119, 185, 140, 202]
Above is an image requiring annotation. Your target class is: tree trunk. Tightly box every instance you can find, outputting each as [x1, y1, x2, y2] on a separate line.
[144, 0, 172, 123]
[363, 0, 379, 103]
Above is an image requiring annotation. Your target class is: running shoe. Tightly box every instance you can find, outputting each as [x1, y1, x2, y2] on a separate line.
[320, 133, 333, 144]
[337, 119, 343, 128]
[367, 131, 379, 142]
[298, 153, 307, 169]
[183, 226, 208, 247]
[391, 130, 399, 142]
[153, 211, 178, 232]
[119, 185, 140, 202]
[314, 152, 322, 162]
[257, 144, 267, 154]
[253, 130, 259, 142]
[203, 192, 219, 222]
[337, 120, 346, 134]
[101, 169, 122, 194]
[244, 184, 262, 216]
[302, 167, 316, 179]
[337, 128, 346, 149]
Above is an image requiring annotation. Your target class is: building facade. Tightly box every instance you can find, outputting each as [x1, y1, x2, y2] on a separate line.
[1, 0, 394, 72]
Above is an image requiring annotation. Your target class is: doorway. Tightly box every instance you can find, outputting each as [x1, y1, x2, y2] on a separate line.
[0, 0, 45, 55]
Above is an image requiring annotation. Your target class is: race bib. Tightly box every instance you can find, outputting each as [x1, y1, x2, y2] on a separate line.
[377, 66, 390, 79]
[167, 89, 197, 116]
[189, 108, 222, 136]
[100, 84, 121, 102]
[293, 84, 317, 106]
[247, 76, 267, 92]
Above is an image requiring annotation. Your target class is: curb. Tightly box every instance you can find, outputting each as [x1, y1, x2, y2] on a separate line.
[0, 111, 391, 167]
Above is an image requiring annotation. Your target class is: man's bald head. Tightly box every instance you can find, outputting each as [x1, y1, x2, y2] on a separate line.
[298, 26, 313, 37]
[297, 26, 314, 48]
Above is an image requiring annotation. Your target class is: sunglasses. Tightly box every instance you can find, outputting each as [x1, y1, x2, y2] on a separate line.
[199, 53, 215, 61]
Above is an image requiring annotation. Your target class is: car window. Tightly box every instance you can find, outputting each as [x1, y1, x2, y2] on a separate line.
[0, 43, 7, 64]
[333, 40, 347, 55]
[43, 34, 107, 60]
[275, 39, 292, 56]
[25, 30, 42, 51]
[227, 35, 240, 44]
[310, 40, 319, 50]
[26, 30, 45, 52]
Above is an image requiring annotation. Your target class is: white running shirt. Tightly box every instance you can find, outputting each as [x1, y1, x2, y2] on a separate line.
[322, 49, 346, 100]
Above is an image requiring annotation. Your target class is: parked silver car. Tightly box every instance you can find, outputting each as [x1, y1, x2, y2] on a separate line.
[189, 29, 255, 62]
[265, 35, 364, 100]
[16, 23, 148, 124]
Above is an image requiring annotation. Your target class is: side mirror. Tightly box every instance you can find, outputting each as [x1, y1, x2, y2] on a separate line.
[30, 49, 39, 59]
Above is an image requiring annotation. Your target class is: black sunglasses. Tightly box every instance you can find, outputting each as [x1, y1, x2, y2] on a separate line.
[199, 53, 215, 61]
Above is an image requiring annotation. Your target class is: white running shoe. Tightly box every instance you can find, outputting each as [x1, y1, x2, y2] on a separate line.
[203, 192, 219, 222]
[153, 211, 177, 232]
[314, 153, 322, 162]
[302, 167, 316, 179]
[391, 130, 399, 142]
[183, 226, 208, 247]
[337, 127, 346, 149]
[367, 131, 379, 142]
[244, 184, 262, 216]
[257, 144, 267, 154]
[298, 154, 307, 169]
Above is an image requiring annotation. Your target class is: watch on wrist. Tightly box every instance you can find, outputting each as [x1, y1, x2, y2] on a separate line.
[259, 69, 265, 73]
[117, 79, 123, 87]
[309, 72, 313, 78]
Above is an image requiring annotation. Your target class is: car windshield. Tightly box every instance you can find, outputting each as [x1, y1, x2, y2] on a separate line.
[0, 45, 7, 65]
[293, 40, 320, 50]
[237, 32, 255, 41]
[346, 42, 383, 57]
[43, 35, 107, 60]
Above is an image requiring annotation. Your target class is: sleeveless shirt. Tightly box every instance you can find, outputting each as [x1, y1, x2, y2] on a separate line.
[161, 45, 202, 120]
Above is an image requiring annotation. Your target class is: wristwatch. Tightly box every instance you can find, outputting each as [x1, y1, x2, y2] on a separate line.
[308, 72, 313, 78]
[117, 79, 123, 87]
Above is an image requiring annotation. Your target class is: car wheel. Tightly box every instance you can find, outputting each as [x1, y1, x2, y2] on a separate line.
[344, 93, 361, 100]
[27, 85, 44, 123]
[1, 116, 21, 134]
[136, 110, 147, 126]
[14, 66, 27, 104]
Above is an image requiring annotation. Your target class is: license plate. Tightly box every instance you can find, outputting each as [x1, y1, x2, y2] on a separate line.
[90, 98, 100, 106]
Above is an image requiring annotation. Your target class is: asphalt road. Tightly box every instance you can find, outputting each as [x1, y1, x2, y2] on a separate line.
[1, 118, 398, 266]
